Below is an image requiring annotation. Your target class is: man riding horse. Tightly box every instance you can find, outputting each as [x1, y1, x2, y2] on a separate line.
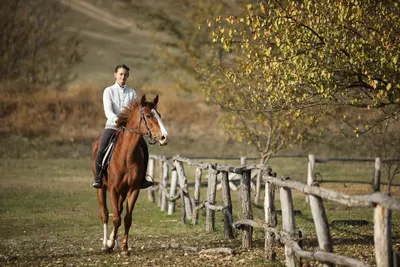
[92, 64, 154, 189]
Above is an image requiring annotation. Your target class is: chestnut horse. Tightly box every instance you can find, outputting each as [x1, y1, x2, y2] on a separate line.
[91, 95, 168, 253]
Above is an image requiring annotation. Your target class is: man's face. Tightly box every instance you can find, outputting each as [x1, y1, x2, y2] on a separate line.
[114, 68, 129, 86]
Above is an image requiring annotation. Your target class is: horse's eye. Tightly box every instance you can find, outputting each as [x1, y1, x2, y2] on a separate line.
[145, 114, 152, 118]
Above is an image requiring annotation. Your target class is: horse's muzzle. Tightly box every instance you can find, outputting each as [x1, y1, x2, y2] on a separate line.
[159, 135, 168, 146]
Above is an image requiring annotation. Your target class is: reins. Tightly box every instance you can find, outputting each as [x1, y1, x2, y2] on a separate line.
[121, 106, 157, 145]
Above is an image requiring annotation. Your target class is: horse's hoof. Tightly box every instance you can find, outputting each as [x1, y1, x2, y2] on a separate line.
[121, 250, 130, 256]
[101, 247, 111, 253]
[106, 240, 114, 248]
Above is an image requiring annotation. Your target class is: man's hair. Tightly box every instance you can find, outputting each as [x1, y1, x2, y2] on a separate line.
[115, 64, 130, 72]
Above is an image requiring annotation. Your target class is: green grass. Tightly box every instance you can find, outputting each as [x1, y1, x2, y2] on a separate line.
[0, 157, 280, 266]
[1, 154, 399, 266]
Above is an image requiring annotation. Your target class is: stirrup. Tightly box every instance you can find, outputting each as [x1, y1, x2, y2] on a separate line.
[92, 167, 104, 189]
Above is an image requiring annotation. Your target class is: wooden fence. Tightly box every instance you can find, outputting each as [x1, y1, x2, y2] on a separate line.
[146, 154, 400, 267]
[310, 156, 400, 187]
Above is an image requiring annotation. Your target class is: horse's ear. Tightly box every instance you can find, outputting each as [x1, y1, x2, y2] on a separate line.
[153, 95, 159, 106]
[140, 94, 147, 106]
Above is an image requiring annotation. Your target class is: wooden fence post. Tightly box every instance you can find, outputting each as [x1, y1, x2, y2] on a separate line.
[168, 167, 178, 215]
[241, 169, 253, 248]
[306, 154, 315, 203]
[157, 159, 164, 207]
[174, 160, 193, 221]
[240, 156, 257, 193]
[240, 156, 247, 166]
[206, 163, 218, 232]
[220, 171, 234, 239]
[374, 197, 392, 267]
[180, 189, 186, 224]
[280, 177, 296, 267]
[192, 167, 203, 224]
[308, 183, 334, 267]
[147, 158, 155, 202]
[374, 158, 391, 267]
[255, 169, 262, 205]
[264, 171, 277, 260]
[160, 161, 169, 212]
[373, 158, 381, 192]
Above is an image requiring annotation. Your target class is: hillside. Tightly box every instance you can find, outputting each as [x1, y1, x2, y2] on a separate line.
[59, 0, 172, 88]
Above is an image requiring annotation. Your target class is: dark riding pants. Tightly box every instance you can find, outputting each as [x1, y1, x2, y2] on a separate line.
[95, 129, 149, 177]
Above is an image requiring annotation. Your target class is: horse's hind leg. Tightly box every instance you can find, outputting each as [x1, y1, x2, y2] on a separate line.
[122, 189, 140, 253]
[108, 189, 125, 252]
[97, 188, 109, 252]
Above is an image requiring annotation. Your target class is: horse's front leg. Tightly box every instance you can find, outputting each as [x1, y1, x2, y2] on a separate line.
[97, 187, 110, 252]
[122, 189, 140, 253]
[106, 228, 121, 252]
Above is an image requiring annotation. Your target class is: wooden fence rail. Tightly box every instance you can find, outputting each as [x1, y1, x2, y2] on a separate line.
[312, 155, 400, 187]
[148, 154, 400, 267]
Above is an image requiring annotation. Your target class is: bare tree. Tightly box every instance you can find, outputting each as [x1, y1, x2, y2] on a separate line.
[0, 0, 82, 89]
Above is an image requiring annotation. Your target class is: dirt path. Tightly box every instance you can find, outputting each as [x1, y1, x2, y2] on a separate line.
[64, 26, 132, 45]
[59, 0, 150, 35]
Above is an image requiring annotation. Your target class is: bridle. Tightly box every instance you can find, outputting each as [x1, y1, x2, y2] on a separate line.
[121, 106, 158, 145]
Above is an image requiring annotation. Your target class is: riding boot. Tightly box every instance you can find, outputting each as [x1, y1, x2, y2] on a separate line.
[92, 162, 104, 189]
[140, 160, 154, 189]
[141, 175, 154, 189]
[140, 138, 154, 189]
[93, 129, 116, 189]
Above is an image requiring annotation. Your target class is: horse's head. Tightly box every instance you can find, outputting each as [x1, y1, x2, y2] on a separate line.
[139, 95, 168, 146]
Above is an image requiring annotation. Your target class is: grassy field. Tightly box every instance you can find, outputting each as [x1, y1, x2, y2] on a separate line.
[1, 153, 399, 267]
[0, 156, 278, 267]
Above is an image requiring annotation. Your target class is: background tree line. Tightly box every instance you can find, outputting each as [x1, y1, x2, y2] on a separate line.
[0, 0, 82, 90]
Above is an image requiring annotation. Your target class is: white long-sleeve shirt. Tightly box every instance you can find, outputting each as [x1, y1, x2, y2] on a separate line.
[103, 82, 137, 129]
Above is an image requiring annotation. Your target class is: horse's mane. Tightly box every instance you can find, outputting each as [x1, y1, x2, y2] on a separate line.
[116, 98, 156, 128]
[116, 99, 139, 128]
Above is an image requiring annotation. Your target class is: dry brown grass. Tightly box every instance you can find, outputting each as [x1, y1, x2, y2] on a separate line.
[0, 83, 222, 141]
[0, 84, 103, 138]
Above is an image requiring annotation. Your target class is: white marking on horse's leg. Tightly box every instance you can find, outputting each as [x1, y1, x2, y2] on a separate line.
[102, 223, 108, 249]
[152, 109, 168, 137]
[107, 229, 115, 248]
